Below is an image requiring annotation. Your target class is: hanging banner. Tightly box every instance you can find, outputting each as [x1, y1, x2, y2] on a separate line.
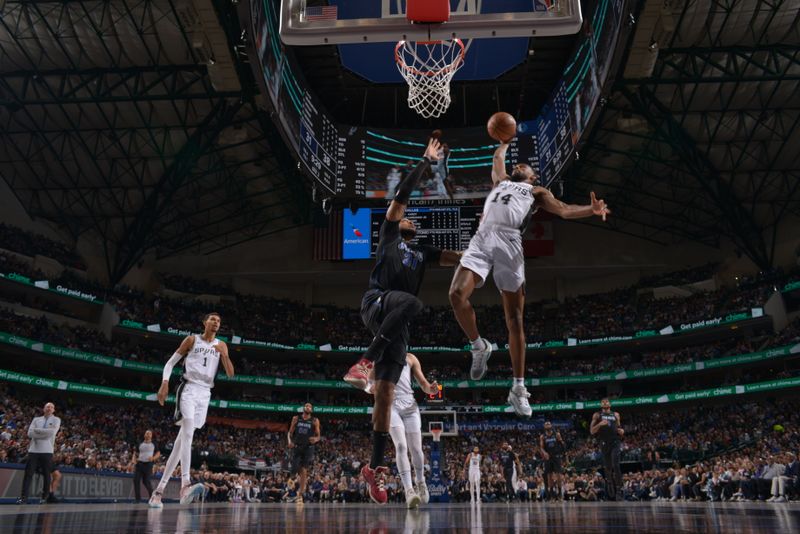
[0, 271, 102, 304]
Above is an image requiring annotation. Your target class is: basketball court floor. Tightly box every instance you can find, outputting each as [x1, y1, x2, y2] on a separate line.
[2, 502, 798, 533]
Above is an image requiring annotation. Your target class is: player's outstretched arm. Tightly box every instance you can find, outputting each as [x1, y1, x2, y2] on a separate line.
[533, 188, 611, 221]
[217, 341, 234, 378]
[408, 353, 439, 395]
[491, 143, 510, 185]
[157, 335, 193, 406]
[386, 138, 440, 222]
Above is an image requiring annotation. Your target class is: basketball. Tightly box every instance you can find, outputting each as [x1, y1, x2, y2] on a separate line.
[487, 112, 517, 142]
[431, 129, 443, 139]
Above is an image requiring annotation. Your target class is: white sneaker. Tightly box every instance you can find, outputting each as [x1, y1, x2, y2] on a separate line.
[405, 487, 421, 509]
[507, 385, 532, 417]
[767, 496, 777, 502]
[148, 492, 163, 509]
[469, 338, 492, 380]
[670, 496, 677, 502]
[416, 483, 430, 504]
[774, 496, 787, 503]
[179, 485, 194, 505]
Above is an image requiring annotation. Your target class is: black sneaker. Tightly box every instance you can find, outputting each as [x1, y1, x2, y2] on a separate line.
[46, 494, 60, 504]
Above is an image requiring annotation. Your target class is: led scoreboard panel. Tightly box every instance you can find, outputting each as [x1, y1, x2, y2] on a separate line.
[536, 81, 573, 186]
[299, 93, 367, 197]
[370, 206, 481, 254]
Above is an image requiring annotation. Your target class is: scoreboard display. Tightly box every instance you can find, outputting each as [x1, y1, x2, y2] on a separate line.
[299, 93, 367, 197]
[342, 204, 482, 260]
[370, 206, 481, 254]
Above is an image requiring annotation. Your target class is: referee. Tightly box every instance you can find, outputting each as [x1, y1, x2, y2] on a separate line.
[590, 398, 624, 501]
[17, 402, 61, 504]
[132, 430, 160, 503]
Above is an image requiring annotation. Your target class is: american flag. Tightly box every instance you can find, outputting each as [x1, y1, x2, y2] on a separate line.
[305, 5, 338, 21]
[313, 210, 343, 261]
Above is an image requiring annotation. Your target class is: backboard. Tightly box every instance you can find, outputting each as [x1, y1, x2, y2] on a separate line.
[280, 0, 583, 45]
[420, 409, 459, 438]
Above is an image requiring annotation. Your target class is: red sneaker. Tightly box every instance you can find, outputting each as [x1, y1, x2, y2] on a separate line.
[361, 465, 388, 504]
[344, 358, 373, 391]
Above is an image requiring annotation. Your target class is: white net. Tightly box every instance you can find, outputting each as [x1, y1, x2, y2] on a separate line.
[395, 39, 467, 119]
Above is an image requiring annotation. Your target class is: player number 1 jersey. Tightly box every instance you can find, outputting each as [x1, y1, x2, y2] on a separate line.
[183, 334, 221, 388]
[479, 180, 535, 231]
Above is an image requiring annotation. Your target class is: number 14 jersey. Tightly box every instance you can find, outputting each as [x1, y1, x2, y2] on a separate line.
[479, 180, 535, 231]
[184, 334, 221, 388]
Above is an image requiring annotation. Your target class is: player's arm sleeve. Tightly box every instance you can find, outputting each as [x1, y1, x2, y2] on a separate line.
[162, 352, 183, 381]
[393, 158, 432, 205]
[379, 219, 401, 243]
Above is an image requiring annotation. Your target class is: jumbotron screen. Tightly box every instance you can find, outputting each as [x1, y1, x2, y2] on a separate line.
[342, 205, 482, 260]
[363, 126, 538, 201]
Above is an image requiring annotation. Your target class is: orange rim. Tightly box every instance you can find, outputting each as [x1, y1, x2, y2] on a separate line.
[395, 38, 466, 78]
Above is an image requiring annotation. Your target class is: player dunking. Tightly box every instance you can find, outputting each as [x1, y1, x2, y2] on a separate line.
[342, 138, 462, 504]
[449, 140, 611, 416]
[288, 402, 321, 504]
[368, 353, 438, 508]
[463, 446, 482, 503]
[539, 421, 565, 501]
[149, 312, 234, 508]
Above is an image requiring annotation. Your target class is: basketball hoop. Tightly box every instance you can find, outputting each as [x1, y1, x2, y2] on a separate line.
[395, 39, 467, 119]
[430, 427, 443, 443]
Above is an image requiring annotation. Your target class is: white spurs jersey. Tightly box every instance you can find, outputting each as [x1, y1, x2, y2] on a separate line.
[479, 180, 535, 231]
[469, 453, 481, 471]
[183, 334, 221, 388]
[394, 361, 414, 400]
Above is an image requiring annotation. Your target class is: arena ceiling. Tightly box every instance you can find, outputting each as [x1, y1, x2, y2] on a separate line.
[0, 0, 798, 284]
[565, 0, 800, 269]
[0, 0, 310, 284]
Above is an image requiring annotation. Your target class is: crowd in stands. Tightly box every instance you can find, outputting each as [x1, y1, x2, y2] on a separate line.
[1, 308, 798, 397]
[0, 224, 85, 270]
[1, 224, 795, 349]
[638, 262, 719, 289]
[3, 227, 800, 504]
[106, 276, 780, 349]
[160, 274, 232, 296]
[2, 384, 798, 503]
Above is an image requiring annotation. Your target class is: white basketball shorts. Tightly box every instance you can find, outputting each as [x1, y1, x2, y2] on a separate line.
[174, 381, 212, 430]
[460, 228, 525, 292]
[469, 469, 481, 483]
[390, 397, 422, 432]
